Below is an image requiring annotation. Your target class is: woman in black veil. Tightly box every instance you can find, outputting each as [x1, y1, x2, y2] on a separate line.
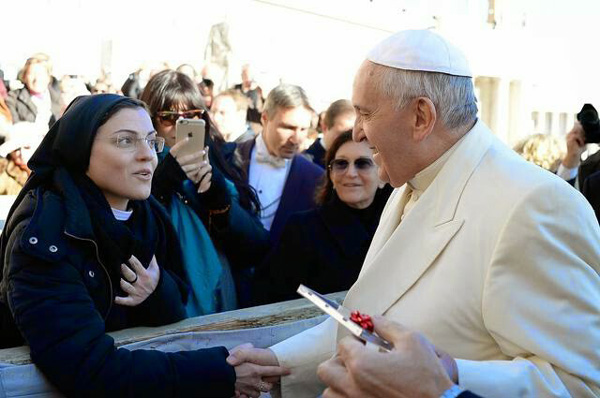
[0, 94, 286, 397]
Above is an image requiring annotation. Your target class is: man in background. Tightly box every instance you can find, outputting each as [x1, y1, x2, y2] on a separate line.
[234, 84, 323, 307]
[304, 99, 355, 168]
[211, 89, 256, 143]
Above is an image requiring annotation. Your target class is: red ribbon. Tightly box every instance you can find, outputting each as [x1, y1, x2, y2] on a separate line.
[350, 310, 374, 332]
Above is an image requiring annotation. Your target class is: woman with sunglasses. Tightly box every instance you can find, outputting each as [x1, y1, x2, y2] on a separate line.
[258, 131, 392, 303]
[0, 94, 286, 397]
[141, 70, 268, 315]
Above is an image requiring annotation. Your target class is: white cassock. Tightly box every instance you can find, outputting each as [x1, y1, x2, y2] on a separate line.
[270, 119, 600, 398]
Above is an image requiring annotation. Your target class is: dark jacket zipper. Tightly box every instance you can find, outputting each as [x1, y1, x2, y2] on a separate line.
[64, 231, 114, 320]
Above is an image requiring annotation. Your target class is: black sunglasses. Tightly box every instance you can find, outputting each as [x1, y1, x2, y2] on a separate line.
[329, 158, 375, 174]
[156, 109, 205, 124]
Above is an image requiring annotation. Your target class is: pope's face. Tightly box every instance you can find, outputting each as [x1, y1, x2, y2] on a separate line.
[351, 61, 417, 188]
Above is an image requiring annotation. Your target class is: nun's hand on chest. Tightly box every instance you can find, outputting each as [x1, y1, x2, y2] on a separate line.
[114, 255, 161, 307]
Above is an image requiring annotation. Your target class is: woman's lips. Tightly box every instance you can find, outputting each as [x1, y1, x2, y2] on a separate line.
[133, 170, 153, 180]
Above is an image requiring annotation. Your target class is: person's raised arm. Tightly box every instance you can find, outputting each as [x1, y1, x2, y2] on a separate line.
[557, 122, 586, 183]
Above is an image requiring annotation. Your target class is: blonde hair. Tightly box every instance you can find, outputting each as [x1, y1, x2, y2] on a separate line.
[514, 134, 565, 172]
[18, 53, 52, 83]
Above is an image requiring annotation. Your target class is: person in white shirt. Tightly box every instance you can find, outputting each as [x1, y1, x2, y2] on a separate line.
[235, 84, 323, 240]
[234, 84, 324, 307]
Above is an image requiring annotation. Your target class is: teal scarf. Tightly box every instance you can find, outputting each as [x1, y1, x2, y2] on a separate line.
[168, 186, 223, 316]
[168, 178, 238, 316]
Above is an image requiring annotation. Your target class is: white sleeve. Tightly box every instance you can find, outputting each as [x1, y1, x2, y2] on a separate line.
[270, 317, 337, 398]
[456, 180, 600, 398]
[556, 163, 578, 181]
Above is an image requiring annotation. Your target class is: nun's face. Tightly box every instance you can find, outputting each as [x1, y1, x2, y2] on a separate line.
[87, 107, 158, 210]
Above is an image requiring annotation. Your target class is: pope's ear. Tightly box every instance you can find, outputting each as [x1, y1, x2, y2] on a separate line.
[412, 97, 436, 142]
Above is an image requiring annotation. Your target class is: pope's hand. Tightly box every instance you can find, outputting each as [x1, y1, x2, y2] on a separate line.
[317, 316, 455, 398]
[227, 343, 290, 398]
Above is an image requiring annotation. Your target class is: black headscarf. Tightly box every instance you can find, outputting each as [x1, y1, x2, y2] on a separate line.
[1, 94, 183, 300]
[1, 94, 135, 242]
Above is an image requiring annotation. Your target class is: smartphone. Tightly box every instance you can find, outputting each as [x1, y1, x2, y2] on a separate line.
[176, 118, 206, 157]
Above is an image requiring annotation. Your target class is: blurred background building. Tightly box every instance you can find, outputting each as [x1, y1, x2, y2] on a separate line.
[2, 0, 599, 146]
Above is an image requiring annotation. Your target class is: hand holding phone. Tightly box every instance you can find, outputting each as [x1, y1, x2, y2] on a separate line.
[176, 118, 206, 157]
[171, 119, 211, 187]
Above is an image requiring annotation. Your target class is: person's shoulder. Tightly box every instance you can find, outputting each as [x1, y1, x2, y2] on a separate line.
[481, 136, 573, 193]
[5, 88, 25, 104]
[219, 141, 237, 160]
[304, 140, 321, 155]
[485, 144, 598, 223]
[234, 137, 255, 159]
[581, 149, 600, 167]
[292, 153, 324, 178]
[5, 188, 69, 261]
[5, 189, 39, 233]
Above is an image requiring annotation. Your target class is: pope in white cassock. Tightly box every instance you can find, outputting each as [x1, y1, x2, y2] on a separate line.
[228, 30, 600, 398]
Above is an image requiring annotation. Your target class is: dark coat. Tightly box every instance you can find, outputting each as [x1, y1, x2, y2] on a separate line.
[235, 138, 324, 244]
[303, 139, 326, 168]
[1, 171, 235, 397]
[257, 187, 392, 304]
[5, 86, 61, 127]
[582, 169, 600, 224]
[577, 150, 600, 188]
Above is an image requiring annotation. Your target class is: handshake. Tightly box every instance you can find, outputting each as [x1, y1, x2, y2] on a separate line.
[227, 343, 288, 398]
[225, 317, 460, 398]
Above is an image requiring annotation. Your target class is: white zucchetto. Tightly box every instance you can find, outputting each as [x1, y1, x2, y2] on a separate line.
[367, 29, 472, 78]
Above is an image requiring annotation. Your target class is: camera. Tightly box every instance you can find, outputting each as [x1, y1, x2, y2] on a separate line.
[577, 104, 600, 144]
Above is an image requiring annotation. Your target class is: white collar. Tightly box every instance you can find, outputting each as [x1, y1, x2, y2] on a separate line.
[408, 133, 467, 193]
[112, 207, 133, 221]
[255, 134, 289, 168]
[319, 137, 326, 150]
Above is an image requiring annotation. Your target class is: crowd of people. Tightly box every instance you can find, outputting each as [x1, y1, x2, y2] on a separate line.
[0, 28, 598, 398]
